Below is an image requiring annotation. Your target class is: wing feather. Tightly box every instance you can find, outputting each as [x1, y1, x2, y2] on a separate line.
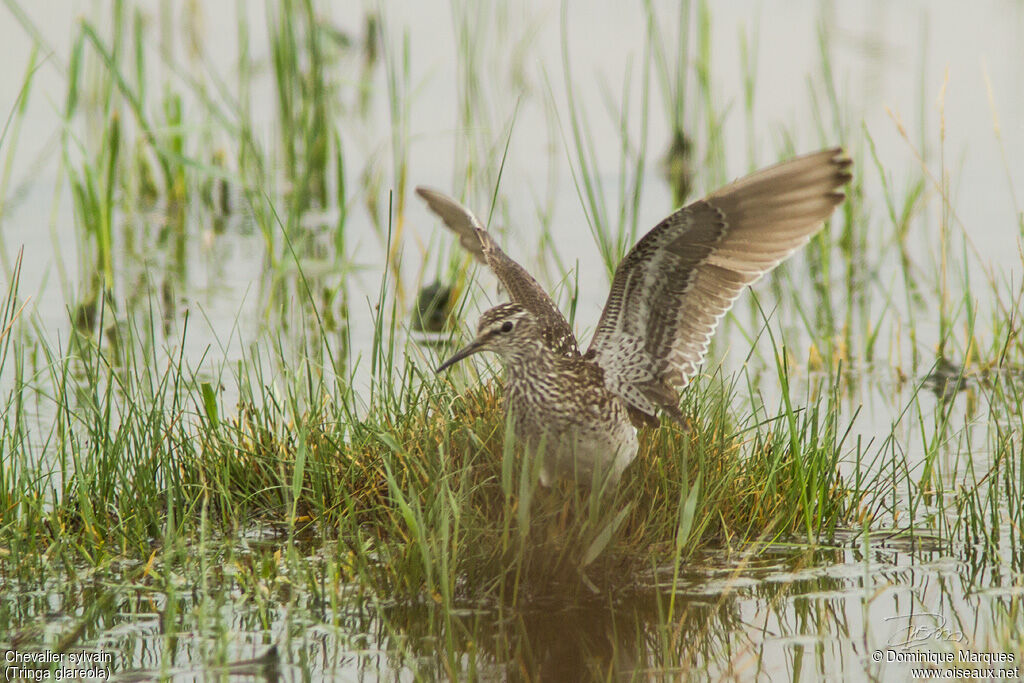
[587, 148, 852, 420]
[416, 187, 580, 357]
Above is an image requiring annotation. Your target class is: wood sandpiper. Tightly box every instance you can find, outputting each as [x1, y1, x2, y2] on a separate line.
[418, 148, 852, 487]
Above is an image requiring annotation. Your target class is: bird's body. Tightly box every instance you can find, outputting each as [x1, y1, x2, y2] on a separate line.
[419, 148, 851, 487]
[495, 305, 638, 485]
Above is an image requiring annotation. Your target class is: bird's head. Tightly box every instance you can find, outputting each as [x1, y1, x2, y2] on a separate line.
[436, 302, 540, 372]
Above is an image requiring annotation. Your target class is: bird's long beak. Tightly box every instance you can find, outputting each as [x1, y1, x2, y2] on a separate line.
[436, 337, 486, 373]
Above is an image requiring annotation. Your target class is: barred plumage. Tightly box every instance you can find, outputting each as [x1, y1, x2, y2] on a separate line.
[420, 148, 852, 487]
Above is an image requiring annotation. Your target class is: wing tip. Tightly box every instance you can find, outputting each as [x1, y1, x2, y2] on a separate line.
[414, 185, 438, 200]
[825, 146, 851, 163]
[831, 150, 853, 175]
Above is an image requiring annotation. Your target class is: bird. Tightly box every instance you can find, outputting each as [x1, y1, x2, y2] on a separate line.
[417, 147, 852, 488]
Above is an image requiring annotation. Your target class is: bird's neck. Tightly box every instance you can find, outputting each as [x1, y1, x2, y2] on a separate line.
[500, 339, 562, 384]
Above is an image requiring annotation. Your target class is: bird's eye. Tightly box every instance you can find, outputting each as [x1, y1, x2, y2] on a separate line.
[501, 321, 514, 333]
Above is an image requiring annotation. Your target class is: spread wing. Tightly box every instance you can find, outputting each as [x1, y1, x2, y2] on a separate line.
[416, 187, 580, 357]
[586, 147, 852, 420]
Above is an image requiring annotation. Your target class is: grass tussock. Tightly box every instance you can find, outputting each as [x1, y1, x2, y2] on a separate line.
[1, 272, 872, 607]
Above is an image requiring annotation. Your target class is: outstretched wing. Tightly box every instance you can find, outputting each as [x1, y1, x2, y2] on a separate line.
[586, 148, 852, 420]
[416, 187, 580, 357]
